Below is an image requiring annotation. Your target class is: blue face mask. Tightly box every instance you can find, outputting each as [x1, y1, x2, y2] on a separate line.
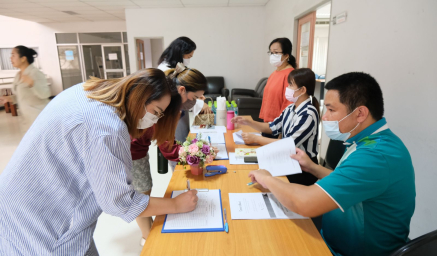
[322, 108, 360, 141]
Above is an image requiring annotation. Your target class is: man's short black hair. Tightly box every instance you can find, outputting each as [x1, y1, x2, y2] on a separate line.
[325, 72, 384, 120]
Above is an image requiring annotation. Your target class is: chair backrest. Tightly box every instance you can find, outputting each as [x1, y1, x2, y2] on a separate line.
[254, 77, 268, 93]
[257, 78, 268, 98]
[390, 230, 437, 256]
[324, 139, 347, 170]
[205, 76, 225, 94]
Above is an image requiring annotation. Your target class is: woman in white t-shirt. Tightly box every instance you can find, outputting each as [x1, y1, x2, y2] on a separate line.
[157, 37, 211, 169]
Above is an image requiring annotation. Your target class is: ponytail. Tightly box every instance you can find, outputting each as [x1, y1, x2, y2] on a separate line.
[288, 55, 297, 69]
[288, 68, 320, 119]
[311, 96, 321, 118]
[14, 45, 38, 64]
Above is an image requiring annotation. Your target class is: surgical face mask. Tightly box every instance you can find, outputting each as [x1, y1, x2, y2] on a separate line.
[181, 94, 197, 110]
[285, 87, 302, 102]
[183, 58, 190, 66]
[270, 54, 285, 67]
[322, 108, 360, 141]
[138, 110, 159, 129]
[192, 99, 204, 116]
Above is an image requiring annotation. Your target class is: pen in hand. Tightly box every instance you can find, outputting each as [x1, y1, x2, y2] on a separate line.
[187, 179, 191, 191]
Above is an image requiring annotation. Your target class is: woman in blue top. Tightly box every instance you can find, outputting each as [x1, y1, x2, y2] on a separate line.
[232, 68, 320, 185]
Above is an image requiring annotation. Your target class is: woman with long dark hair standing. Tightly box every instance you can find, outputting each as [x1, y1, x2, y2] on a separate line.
[259, 38, 297, 138]
[157, 37, 211, 170]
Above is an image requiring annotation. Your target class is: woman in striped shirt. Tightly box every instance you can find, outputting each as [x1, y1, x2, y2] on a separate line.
[232, 68, 320, 185]
[0, 69, 199, 255]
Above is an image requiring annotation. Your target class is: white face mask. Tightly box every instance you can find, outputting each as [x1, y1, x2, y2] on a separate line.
[285, 87, 302, 102]
[322, 108, 360, 141]
[183, 58, 190, 66]
[270, 54, 286, 67]
[137, 110, 159, 129]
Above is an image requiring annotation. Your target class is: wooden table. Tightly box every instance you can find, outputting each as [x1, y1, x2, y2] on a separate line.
[141, 119, 331, 256]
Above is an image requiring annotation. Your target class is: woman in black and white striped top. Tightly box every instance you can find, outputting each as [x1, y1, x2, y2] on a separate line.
[232, 68, 320, 185]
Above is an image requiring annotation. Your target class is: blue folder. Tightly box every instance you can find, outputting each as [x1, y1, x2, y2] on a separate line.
[161, 189, 225, 233]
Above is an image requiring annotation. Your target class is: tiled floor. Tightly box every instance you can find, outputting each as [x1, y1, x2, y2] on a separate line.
[0, 109, 175, 256]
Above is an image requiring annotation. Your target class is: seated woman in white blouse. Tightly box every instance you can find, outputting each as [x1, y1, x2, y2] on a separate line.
[232, 68, 320, 185]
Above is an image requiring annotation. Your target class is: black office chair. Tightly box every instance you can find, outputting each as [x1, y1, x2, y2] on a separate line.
[204, 76, 229, 101]
[390, 230, 437, 256]
[237, 97, 263, 122]
[323, 139, 347, 170]
[230, 77, 268, 102]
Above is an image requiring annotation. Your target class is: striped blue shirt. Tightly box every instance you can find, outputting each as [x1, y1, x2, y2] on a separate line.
[0, 84, 149, 255]
[269, 98, 319, 158]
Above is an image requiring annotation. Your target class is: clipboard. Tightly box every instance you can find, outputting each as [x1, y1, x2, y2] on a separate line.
[162, 189, 225, 233]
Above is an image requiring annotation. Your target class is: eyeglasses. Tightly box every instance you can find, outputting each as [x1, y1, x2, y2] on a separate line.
[267, 51, 283, 56]
[154, 111, 164, 119]
[145, 105, 164, 119]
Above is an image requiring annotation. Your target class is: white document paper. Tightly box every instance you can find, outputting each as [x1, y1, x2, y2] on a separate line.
[190, 125, 227, 134]
[256, 137, 302, 176]
[163, 190, 224, 232]
[213, 143, 228, 160]
[229, 193, 308, 220]
[108, 53, 118, 60]
[233, 130, 261, 145]
[229, 153, 257, 165]
[197, 133, 225, 144]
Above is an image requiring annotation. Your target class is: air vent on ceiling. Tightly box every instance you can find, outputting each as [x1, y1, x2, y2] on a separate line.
[62, 11, 79, 15]
[316, 20, 330, 25]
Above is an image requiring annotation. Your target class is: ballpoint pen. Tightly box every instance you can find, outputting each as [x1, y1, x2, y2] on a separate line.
[247, 181, 257, 186]
[224, 208, 229, 233]
[187, 179, 190, 191]
[208, 136, 212, 146]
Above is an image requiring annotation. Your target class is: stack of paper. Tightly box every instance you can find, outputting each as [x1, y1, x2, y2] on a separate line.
[162, 190, 224, 233]
[191, 125, 227, 134]
[232, 130, 261, 145]
[255, 137, 302, 176]
[213, 143, 228, 160]
[196, 133, 225, 144]
[229, 153, 257, 165]
[229, 193, 308, 220]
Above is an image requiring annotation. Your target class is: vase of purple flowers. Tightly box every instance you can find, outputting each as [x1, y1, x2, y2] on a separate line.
[177, 136, 217, 176]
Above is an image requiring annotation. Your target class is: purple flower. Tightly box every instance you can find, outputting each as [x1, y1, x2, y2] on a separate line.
[192, 138, 198, 143]
[187, 155, 200, 165]
[201, 145, 210, 155]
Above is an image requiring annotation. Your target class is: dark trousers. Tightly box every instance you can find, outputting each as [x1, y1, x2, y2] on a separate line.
[286, 156, 318, 185]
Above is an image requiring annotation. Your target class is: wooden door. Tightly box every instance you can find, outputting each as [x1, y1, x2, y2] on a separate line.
[136, 39, 145, 70]
[296, 11, 316, 69]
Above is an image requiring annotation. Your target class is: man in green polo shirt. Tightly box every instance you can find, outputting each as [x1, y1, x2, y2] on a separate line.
[249, 72, 415, 256]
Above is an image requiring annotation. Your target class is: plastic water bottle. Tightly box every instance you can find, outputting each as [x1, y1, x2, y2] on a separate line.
[232, 102, 238, 116]
[212, 101, 217, 124]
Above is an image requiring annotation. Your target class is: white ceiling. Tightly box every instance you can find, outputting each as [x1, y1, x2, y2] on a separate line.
[0, 0, 270, 23]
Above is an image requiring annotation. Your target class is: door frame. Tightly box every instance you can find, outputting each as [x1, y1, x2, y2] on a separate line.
[136, 39, 145, 70]
[296, 11, 316, 69]
[101, 44, 127, 79]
